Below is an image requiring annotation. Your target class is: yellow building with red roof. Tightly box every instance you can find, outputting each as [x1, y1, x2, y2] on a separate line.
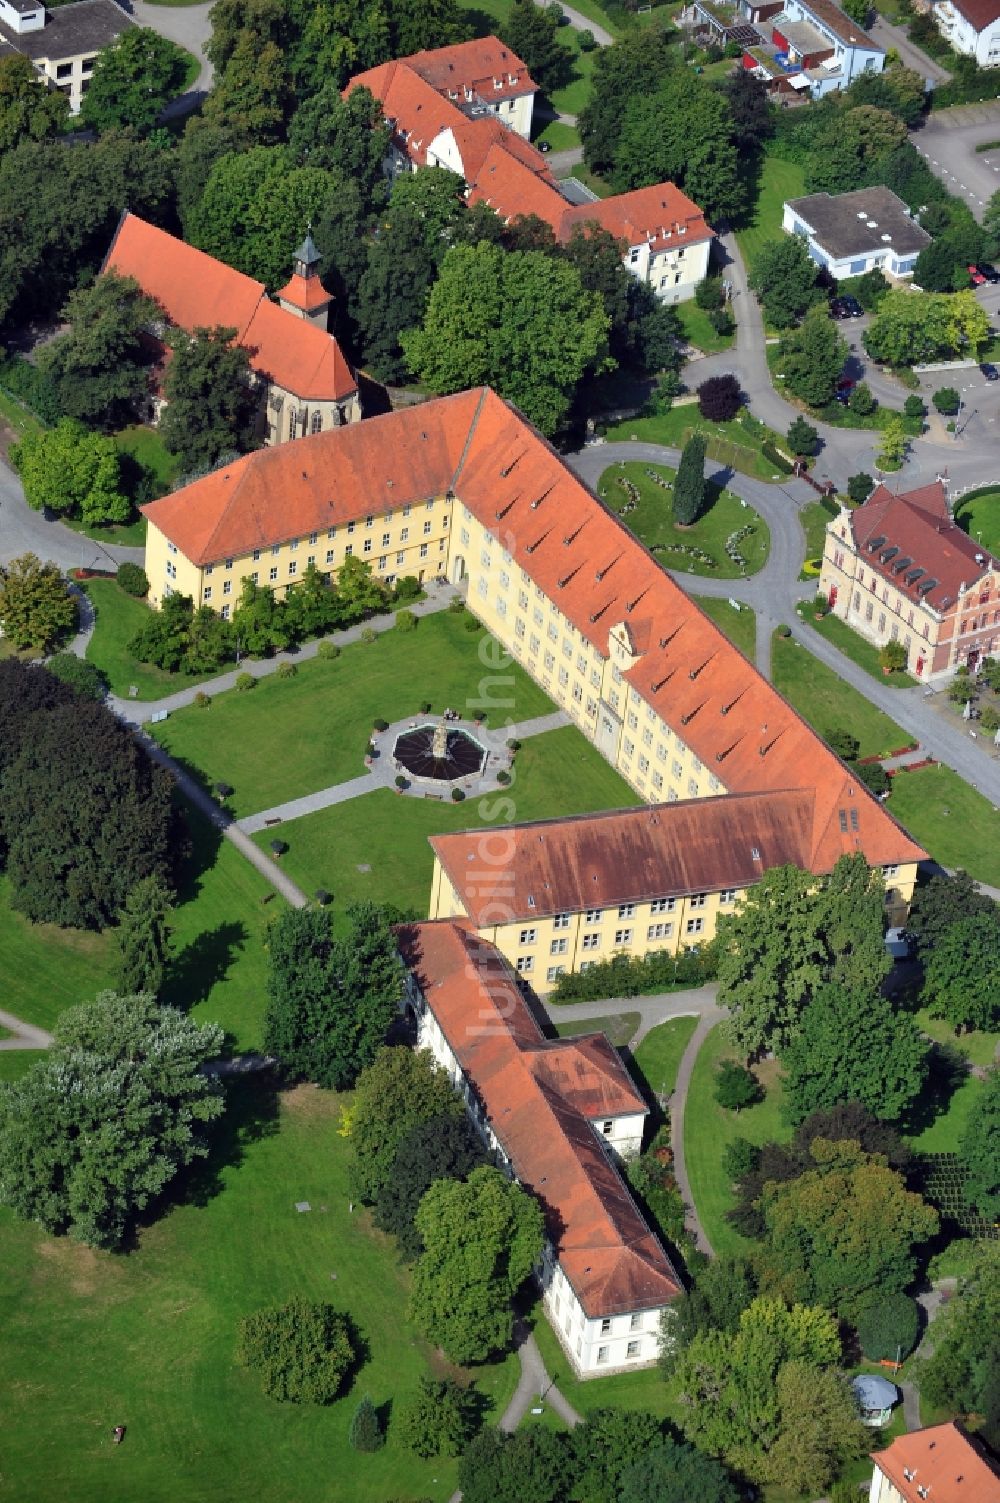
[103, 214, 360, 447]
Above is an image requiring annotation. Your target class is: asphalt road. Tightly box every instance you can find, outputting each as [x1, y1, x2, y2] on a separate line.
[913, 102, 1000, 220]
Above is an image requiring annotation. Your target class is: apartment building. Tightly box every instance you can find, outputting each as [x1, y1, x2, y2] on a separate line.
[0, 0, 130, 112]
[821, 481, 1000, 679]
[694, 0, 884, 94]
[103, 214, 360, 447]
[427, 792, 917, 993]
[933, 0, 1000, 66]
[399, 919, 682, 1375]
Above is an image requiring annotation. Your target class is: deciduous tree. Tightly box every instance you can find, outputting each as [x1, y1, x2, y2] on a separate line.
[39, 272, 160, 430]
[403, 241, 609, 436]
[618, 1436, 739, 1503]
[916, 1242, 1000, 1433]
[373, 1111, 486, 1258]
[263, 903, 399, 1090]
[959, 1067, 1000, 1218]
[12, 419, 129, 525]
[780, 983, 927, 1125]
[857, 1292, 920, 1361]
[236, 1298, 355, 1403]
[288, 83, 388, 211]
[777, 304, 847, 408]
[0, 992, 223, 1249]
[409, 1165, 544, 1362]
[0, 552, 76, 651]
[81, 28, 189, 135]
[579, 30, 678, 177]
[787, 415, 819, 456]
[500, 0, 573, 95]
[348, 1045, 462, 1204]
[865, 288, 989, 366]
[396, 1376, 478, 1457]
[458, 1426, 574, 1503]
[612, 72, 743, 222]
[921, 910, 1000, 1034]
[0, 53, 69, 150]
[748, 237, 823, 329]
[160, 326, 259, 471]
[697, 374, 742, 421]
[571, 1409, 664, 1503]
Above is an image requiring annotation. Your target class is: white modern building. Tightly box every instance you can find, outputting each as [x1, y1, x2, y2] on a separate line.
[783, 186, 931, 278]
[398, 919, 683, 1376]
[0, 0, 132, 112]
[933, 0, 1000, 66]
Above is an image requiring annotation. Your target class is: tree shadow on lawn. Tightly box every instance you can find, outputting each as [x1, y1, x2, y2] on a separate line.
[163, 920, 250, 1012]
[901, 1041, 970, 1141]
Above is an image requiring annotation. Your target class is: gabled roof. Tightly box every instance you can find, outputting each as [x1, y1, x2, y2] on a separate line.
[468, 141, 573, 235]
[404, 36, 537, 101]
[844, 480, 996, 613]
[398, 920, 681, 1319]
[430, 789, 851, 924]
[562, 181, 714, 252]
[948, 0, 1000, 30]
[346, 59, 465, 166]
[872, 1423, 1000, 1503]
[795, 0, 884, 47]
[145, 387, 925, 873]
[103, 213, 356, 404]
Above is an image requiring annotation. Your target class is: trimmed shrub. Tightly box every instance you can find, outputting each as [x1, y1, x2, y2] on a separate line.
[373, 718, 389, 732]
[394, 574, 421, 602]
[715, 1061, 762, 1111]
[451, 788, 466, 802]
[847, 472, 874, 505]
[395, 774, 408, 789]
[215, 781, 233, 799]
[462, 615, 480, 632]
[695, 277, 725, 312]
[317, 640, 340, 660]
[269, 839, 288, 856]
[236, 1299, 356, 1404]
[44, 653, 108, 700]
[420, 700, 432, 713]
[856, 1293, 920, 1362]
[724, 1137, 761, 1181]
[904, 394, 926, 420]
[235, 672, 255, 692]
[762, 441, 794, 474]
[855, 761, 890, 797]
[194, 691, 211, 709]
[827, 728, 860, 761]
[360, 627, 377, 644]
[787, 416, 819, 457]
[448, 596, 466, 613]
[117, 562, 149, 598]
[933, 386, 961, 415]
[496, 769, 511, 786]
[315, 888, 331, 906]
[697, 373, 742, 421]
[395, 608, 417, 632]
[507, 738, 521, 752]
[276, 661, 297, 679]
[879, 639, 908, 673]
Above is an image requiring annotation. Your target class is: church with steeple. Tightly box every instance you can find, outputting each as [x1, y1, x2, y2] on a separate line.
[103, 213, 362, 445]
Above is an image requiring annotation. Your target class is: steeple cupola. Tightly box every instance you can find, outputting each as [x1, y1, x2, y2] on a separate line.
[276, 227, 335, 330]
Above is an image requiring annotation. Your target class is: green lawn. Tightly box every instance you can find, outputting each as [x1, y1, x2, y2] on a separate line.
[736, 153, 807, 272]
[0, 1081, 518, 1503]
[0, 876, 114, 1032]
[675, 300, 735, 355]
[554, 1012, 642, 1049]
[547, 27, 598, 118]
[64, 426, 176, 547]
[887, 765, 1000, 888]
[684, 1024, 791, 1257]
[535, 119, 580, 150]
[0, 1051, 46, 1084]
[771, 631, 909, 760]
[602, 406, 790, 482]
[800, 500, 833, 572]
[598, 462, 769, 579]
[0, 384, 43, 441]
[799, 610, 917, 688]
[696, 598, 757, 659]
[155, 613, 555, 819]
[252, 726, 640, 914]
[633, 1017, 699, 1099]
[83, 578, 204, 699]
[915, 1009, 998, 1069]
[954, 489, 1000, 553]
[529, 1303, 681, 1421]
[907, 1070, 984, 1154]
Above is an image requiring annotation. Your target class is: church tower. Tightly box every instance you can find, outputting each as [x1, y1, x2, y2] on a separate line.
[276, 229, 335, 331]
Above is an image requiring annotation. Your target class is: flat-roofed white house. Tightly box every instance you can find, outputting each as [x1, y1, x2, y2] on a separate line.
[0, 0, 132, 112]
[398, 919, 683, 1376]
[783, 186, 930, 278]
[933, 0, 1000, 65]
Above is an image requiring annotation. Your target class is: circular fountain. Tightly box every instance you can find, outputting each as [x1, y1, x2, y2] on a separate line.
[393, 721, 486, 782]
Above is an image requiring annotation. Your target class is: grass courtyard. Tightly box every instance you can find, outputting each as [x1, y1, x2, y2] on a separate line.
[602, 405, 790, 483]
[83, 578, 203, 700]
[632, 1017, 699, 1100]
[771, 630, 909, 760]
[154, 612, 555, 819]
[887, 765, 1000, 889]
[799, 609, 917, 688]
[0, 1081, 518, 1503]
[252, 726, 640, 916]
[675, 300, 735, 356]
[735, 153, 807, 271]
[598, 462, 769, 579]
[697, 597, 756, 659]
[954, 489, 1000, 553]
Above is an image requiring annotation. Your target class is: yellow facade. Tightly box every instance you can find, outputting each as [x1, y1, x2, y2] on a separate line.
[145, 495, 452, 613]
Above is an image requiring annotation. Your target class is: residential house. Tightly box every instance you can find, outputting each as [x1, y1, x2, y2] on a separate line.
[870, 1422, 1000, 1503]
[694, 0, 885, 94]
[346, 43, 714, 302]
[0, 0, 132, 112]
[933, 0, 1000, 65]
[103, 213, 360, 447]
[399, 36, 538, 138]
[821, 479, 1000, 679]
[427, 792, 918, 994]
[141, 386, 925, 918]
[398, 918, 682, 1375]
[783, 186, 931, 279]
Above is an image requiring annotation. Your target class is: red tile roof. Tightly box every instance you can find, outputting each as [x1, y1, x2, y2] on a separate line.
[347, 60, 466, 166]
[872, 1423, 1000, 1503]
[275, 269, 335, 315]
[846, 481, 997, 614]
[468, 141, 573, 235]
[103, 213, 356, 404]
[405, 36, 537, 102]
[429, 788, 879, 925]
[562, 181, 714, 252]
[949, 0, 1000, 29]
[398, 919, 682, 1318]
[144, 386, 925, 873]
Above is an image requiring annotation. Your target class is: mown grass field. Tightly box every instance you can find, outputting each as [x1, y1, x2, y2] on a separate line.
[697, 597, 757, 659]
[771, 631, 909, 760]
[598, 462, 770, 579]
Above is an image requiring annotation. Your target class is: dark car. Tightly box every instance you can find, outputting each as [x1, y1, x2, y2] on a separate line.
[976, 263, 1000, 283]
[835, 377, 856, 405]
[538, 140, 551, 153]
[981, 362, 1000, 382]
[831, 295, 862, 319]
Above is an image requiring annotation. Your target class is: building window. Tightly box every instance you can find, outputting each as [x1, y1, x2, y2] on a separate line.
[419, 544, 429, 558]
[602, 1120, 613, 1135]
[550, 938, 568, 955]
[630, 1313, 642, 1332]
[689, 894, 706, 909]
[269, 567, 278, 581]
[400, 528, 409, 543]
[519, 929, 536, 945]
[382, 533, 390, 547]
[516, 956, 533, 973]
[582, 933, 600, 950]
[546, 965, 565, 982]
[252, 549, 260, 562]
[614, 928, 633, 945]
[597, 1346, 610, 1364]
[223, 580, 232, 596]
[310, 411, 322, 434]
[626, 1341, 641, 1359]
[686, 918, 704, 935]
[617, 904, 635, 918]
[647, 922, 673, 940]
[600, 1318, 611, 1335]
[203, 587, 212, 601]
[325, 550, 335, 564]
[585, 909, 601, 924]
[423, 520, 432, 535]
[363, 539, 372, 554]
[288, 561, 297, 576]
[720, 888, 737, 905]
[553, 914, 570, 930]
[650, 898, 675, 914]
[221, 604, 230, 620]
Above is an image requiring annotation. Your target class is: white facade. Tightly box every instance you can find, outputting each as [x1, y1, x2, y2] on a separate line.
[625, 232, 713, 304]
[782, 201, 923, 278]
[403, 970, 671, 1377]
[772, 0, 884, 93]
[934, 0, 1000, 64]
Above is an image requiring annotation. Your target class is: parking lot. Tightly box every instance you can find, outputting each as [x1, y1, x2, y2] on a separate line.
[913, 104, 1000, 220]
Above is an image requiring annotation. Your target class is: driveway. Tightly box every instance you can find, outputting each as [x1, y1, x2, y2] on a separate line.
[127, 0, 214, 111]
[0, 457, 145, 571]
[913, 103, 1000, 220]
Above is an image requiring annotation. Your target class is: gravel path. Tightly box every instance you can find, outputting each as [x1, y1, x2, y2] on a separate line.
[0, 1009, 53, 1051]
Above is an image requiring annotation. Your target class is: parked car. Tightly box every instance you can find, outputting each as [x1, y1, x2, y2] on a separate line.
[835, 376, 856, 404]
[976, 263, 1000, 283]
[538, 140, 551, 153]
[968, 265, 987, 287]
[831, 295, 863, 319]
[981, 362, 999, 382]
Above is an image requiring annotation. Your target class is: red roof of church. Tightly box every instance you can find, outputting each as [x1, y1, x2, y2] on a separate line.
[276, 269, 334, 314]
[398, 920, 681, 1318]
[143, 386, 926, 875]
[103, 213, 356, 403]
